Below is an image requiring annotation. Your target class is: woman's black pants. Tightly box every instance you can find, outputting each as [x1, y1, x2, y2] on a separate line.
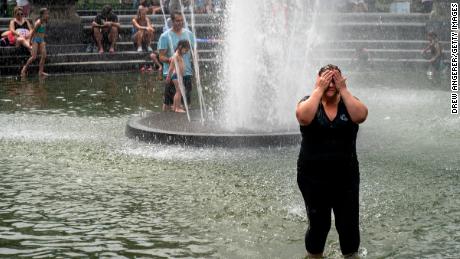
[297, 160, 360, 255]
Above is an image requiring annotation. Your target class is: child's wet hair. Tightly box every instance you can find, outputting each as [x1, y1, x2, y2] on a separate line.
[175, 39, 190, 52]
[39, 8, 48, 18]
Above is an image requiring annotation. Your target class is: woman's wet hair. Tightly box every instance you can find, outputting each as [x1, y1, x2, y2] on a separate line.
[318, 64, 341, 76]
[175, 39, 190, 52]
[136, 6, 147, 20]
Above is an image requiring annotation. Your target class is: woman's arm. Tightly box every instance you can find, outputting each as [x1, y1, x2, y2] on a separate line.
[146, 18, 154, 32]
[9, 20, 19, 37]
[296, 70, 333, 126]
[132, 18, 143, 30]
[296, 88, 323, 126]
[334, 72, 368, 124]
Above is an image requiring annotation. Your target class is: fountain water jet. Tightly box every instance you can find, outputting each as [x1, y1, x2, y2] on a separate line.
[221, 0, 322, 131]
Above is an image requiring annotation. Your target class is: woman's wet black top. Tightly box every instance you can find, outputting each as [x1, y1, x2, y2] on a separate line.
[298, 96, 359, 165]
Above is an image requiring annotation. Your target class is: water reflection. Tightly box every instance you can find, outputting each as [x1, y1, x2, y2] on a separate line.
[6, 77, 49, 110]
[0, 73, 166, 117]
[135, 74, 159, 111]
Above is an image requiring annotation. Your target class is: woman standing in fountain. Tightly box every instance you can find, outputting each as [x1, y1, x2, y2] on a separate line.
[21, 8, 49, 77]
[295, 64, 368, 258]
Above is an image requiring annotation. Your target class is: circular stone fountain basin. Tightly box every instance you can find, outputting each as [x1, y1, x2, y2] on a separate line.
[126, 110, 301, 147]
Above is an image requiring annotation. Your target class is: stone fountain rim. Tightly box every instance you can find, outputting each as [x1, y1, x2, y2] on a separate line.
[125, 112, 301, 147]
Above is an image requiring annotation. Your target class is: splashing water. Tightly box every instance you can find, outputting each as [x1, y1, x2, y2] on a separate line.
[221, 0, 325, 131]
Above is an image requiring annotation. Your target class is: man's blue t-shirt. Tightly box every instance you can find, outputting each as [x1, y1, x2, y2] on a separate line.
[158, 28, 196, 76]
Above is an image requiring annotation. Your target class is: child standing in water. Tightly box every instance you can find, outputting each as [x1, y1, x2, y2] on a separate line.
[21, 8, 49, 77]
[165, 40, 190, 113]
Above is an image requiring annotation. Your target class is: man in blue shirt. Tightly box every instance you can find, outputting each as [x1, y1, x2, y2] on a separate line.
[158, 11, 196, 111]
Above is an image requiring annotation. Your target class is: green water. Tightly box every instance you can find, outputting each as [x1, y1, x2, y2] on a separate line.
[0, 72, 459, 258]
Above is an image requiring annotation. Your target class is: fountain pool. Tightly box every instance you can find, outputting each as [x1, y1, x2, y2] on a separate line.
[0, 72, 459, 258]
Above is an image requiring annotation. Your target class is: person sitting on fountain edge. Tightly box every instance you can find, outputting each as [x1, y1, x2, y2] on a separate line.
[158, 11, 196, 112]
[295, 64, 368, 259]
[91, 5, 121, 54]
